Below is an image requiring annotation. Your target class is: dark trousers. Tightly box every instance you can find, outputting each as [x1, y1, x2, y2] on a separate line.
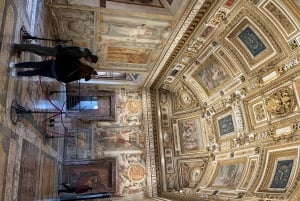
[14, 44, 57, 57]
[15, 60, 56, 78]
[58, 183, 76, 194]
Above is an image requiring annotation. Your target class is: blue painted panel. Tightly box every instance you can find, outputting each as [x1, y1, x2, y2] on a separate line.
[270, 159, 293, 188]
[218, 115, 234, 136]
[238, 27, 266, 57]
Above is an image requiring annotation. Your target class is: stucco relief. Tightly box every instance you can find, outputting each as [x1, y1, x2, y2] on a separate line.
[178, 160, 206, 189]
[173, 84, 199, 113]
[266, 87, 296, 118]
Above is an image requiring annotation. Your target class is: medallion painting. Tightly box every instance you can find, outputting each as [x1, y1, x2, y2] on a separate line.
[178, 117, 204, 154]
[192, 56, 229, 94]
[270, 159, 293, 189]
[212, 163, 244, 188]
[238, 27, 266, 57]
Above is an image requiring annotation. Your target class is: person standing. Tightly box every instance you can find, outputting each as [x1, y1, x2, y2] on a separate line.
[11, 43, 98, 63]
[10, 55, 98, 83]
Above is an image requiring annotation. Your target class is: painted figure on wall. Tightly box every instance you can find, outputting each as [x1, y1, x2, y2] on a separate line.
[95, 127, 143, 150]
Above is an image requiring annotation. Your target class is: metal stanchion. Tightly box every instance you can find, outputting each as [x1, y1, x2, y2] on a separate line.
[20, 26, 72, 44]
[10, 99, 66, 140]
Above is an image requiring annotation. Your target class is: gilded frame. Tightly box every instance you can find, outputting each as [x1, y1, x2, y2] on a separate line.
[214, 108, 236, 140]
[176, 116, 204, 154]
[256, 148, 298, 195]
[209, 158, 245, 190]
[192, 55, 231, 95]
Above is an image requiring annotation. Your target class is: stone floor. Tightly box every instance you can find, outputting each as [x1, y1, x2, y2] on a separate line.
[0, 0, 67, 200]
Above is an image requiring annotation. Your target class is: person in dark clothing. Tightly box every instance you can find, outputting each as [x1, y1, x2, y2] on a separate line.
[11, 43, 98, 63]
[58, 183, 92, 194]
[11, 55, 98, 83]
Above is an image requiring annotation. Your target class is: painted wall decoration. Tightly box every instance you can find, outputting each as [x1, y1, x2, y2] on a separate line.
[218, 114, 235, 136]
[92, 90, 147, 197]
[212, 163, 244, 188]
[64, 128, 93, 159]
[107, 0, 164, 7]
[62, 158, 117, 193]
[178, 117, 204, 153]
[193, 56, 229, 93]
[238, 27, 266, 57]
[103, 24, 161, 40]
[106, 46, 151, 64]
[270, 159, 293, 189]
[116, 153, 146, 196]
[95, 126, 144, 152]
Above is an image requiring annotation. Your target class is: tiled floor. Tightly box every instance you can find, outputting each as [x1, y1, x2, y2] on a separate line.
[0, 0, 66, 200]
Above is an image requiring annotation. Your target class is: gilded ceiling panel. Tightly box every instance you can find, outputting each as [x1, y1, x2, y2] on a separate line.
[192, 55, 231, 95]
[255, 148, 298, 199]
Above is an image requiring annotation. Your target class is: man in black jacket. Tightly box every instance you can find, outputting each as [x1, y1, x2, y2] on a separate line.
[10, 55, 97, 83]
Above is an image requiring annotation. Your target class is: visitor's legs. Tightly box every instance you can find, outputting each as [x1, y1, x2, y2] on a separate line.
[12, 44, 56, 57]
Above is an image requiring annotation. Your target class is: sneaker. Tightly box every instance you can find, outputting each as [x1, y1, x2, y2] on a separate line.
[9, 70, 17, 77]
[8, 61, 15, 68]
